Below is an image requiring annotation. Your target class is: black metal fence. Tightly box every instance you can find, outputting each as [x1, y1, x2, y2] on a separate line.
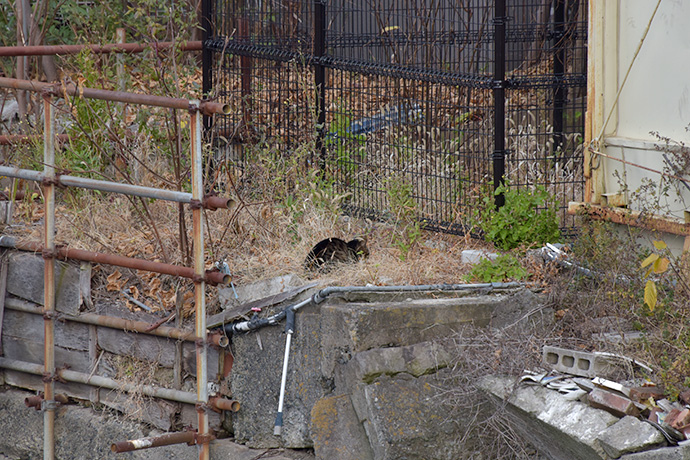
[202, 0, 587, 236]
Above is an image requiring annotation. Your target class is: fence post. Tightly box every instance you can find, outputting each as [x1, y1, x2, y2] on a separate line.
[314, 0, 326, 167]
[553, 0, 566, 152]
[493, 0, 507, 208]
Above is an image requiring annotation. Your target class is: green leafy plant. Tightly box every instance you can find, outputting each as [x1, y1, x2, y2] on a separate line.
[464, 254, 528, 283]
[325, 111, 366, 175]
[641, 240, 671, 311]
[481, 183, 560, 250]
[385, 177, 425, 260]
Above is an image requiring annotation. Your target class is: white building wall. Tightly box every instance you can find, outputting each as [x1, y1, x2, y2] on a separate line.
[590, 0, 690, 222]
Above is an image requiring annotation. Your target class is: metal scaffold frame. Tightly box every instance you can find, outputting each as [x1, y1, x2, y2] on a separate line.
[0, 63, 231, 458]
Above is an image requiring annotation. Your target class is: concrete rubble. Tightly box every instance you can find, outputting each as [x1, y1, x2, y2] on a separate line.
[4, 254, 690, 459]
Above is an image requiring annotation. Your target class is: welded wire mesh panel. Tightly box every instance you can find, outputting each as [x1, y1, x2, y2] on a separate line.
[504, 0, 587, 235]
[326, 74, 494, 234]
[323, 0, 495, 234]
[205, 0, 587, 236]
[326, 0, 494, 75]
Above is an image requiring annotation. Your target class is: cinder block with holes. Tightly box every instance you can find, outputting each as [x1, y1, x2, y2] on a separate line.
[542, 346, 619, 378]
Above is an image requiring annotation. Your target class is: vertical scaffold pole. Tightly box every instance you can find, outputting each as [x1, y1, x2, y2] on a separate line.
[42, 94, 56, 460]
[190, 104, 210, 460]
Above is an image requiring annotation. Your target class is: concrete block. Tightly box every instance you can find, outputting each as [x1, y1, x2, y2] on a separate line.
[219, 274, 305, 310]
[461, 249, 498, 264]
[99, 391, 177, 431]
[6, 252, 81, 315]
[320, 295, 502, 378]
[2, 306, 90, 352]
[3, 370, 96, 403]
[353, 373, 459, 460]
[588, 388, 639, 418]
[231, 303, 323, 449]
[543, 345, 638, 378]
[98, 326, 177, 368]
[597, 416, 666, 459]
[2, 335, 91, 373]
[311, 394, 374, 460]
[340, 340, 452, 388]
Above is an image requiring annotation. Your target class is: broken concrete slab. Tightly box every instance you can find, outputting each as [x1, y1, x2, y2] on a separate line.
[620, 444, 690, 459]
[6, 252, 82, 315]
[218, 274, 306, 310]
[597, 416, 666, 458]
[351, 372, 459, 460]
[320, 295, 503, 378]
[481, 375, 619, 460]
[311, 394, 374, 460]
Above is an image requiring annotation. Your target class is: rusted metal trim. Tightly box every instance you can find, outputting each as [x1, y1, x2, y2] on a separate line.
[0, 41, 203, 57]
[25, 394, 68, 411]
[0, 356, 239, 410]
[568, 202, 690, 236]
[0, 238, 230, 285]
[0, 134, 69, 145]
[209, 395, 240, 412]
[0, 77, 230, 115]
[111, 431, 198, 453]
[4, 296, 227, 347]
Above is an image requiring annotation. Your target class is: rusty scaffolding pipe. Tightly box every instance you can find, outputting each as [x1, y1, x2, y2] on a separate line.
[0, 134, 69, 145]
[190, 105, 210, 460]
[0, 41, 203, 57]
[4, 296, 229, 347]
[25, 394, 69, 411]
[0, 165, 234, 210]
[0, 357, 240, 412]
[42, 95, 56, 460]
[0, 237, 229, 286]
[0, 77, 230, 116]
[111, 431, 200, 453]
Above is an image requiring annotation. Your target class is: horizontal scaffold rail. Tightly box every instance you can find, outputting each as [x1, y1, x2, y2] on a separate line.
[0, 77, 230, 116]
[0, 236, 230, 286]
[0, 165, 234, 210]
[0, 41, 202, 56]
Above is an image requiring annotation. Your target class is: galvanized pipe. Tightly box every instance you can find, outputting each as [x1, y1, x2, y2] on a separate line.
[0, 357, 239, 411]
[0, 41, 203, 56]
[42, 95, 56, 460]
[111, 431, 197, 453]
[0, 165, 234, 211]
[4, 296, 228, 347]
[0, 236, 230, 286]
[42, 95, 57, 460]
[190, 106, 210, 460]
[0, 77, 230, 116]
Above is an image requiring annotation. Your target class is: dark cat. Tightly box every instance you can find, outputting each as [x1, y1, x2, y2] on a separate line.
[304, 237, 369, 272]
